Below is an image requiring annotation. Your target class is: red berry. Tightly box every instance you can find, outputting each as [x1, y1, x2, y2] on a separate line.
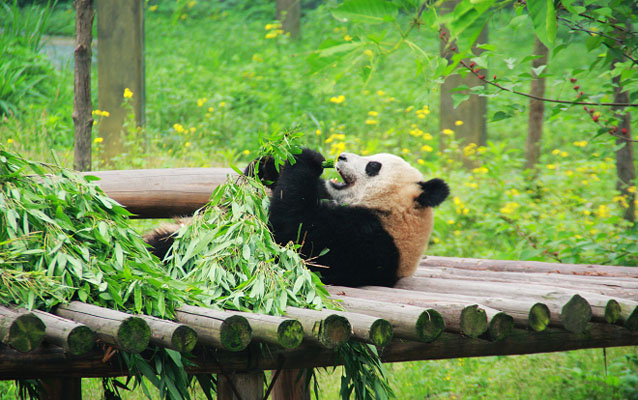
[573, 85, 580, 90]
[622, 128, 627, 134]
[469, 61, 475, 68]
[477, 74, 486, 80]
[583, 106, 588, 112]
[592, 115, 599, 122]
[493, 75, 497, 80]
[570, 78, 577, 83]
[579, 91, 584, 97]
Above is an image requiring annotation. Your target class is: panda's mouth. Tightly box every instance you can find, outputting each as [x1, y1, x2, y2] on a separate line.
[330, 168, 355, 190]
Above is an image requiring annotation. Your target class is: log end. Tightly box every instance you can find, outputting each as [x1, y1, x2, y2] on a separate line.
[460, 305, 488, 338]
[171, 325, 198, 353]
[416, 309, 445, 343]
[488, 312, 514, 341]
[117, 317, 151, 353]
[560, 294, 592, 334]
[369, 319, 393, 348]
[6, 313, 46, 353]
[623, 306, 638, 332]
[220, 315, 252, 352]
[277, 319, 304, 349]
[604, 300, 621, 324]
[67, 325, 97, 356]
[529, 303, 550, 332]
[315, 315, 351, 349]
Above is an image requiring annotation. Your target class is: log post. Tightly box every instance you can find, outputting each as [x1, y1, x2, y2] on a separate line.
[55, 302, 150, 353]
[73, 0, 94, 172]
[231, 312, 303, 349]
[285, 307, 351, 349]
[271, 369, 310, 400]
[30, 309, 95, 356]
[217, 371, 264, 400]
[175, 306, 252, 352]
[41, 377, 82, 400]
[329, 310, 393, 347]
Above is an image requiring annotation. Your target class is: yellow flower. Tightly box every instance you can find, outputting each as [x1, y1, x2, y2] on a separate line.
[368, 111, 379, 117]
[173, 123, 185, 133]
[552, 149, 561, 156]
[148, 5, 158, 11]
[315, 129, 322, 135]
[417, 159, 425, 165]
[500, 202, 519, 214]
[197, 98, 207, 107]
[363, 49, 374, 57]
[344, 34, 353, 41]
[329, 95, 346, 104]
[265, 23, 281, 30]
[365, 119, 378, 125]
[94, 137, 103, 144]
[180, 14, 187, 20]
[185, 142, 191, 147]
[325, 133, 345, 144]
[123, 88, 133, 98]
[565, 170, 574, 176]
[627, 186, 636, 194]
[401, 148, 409, 154]
[596, 204, 610, 218]
[219, 101, 226, 107]
[472, 167, 488, 174]
[442, 128, 454, 136]
[573, 140, 588, 147]
[455, 120, 464, 126]
[546, 164, 557, 170]
[453, 197, 462, 205]
[405, 106, 414, 113]
[463, 143, 477, 157]
[410, 128, 423, 137]
[190, 127, 196, 133]
[252, 54, 263, 63]
[377, 90, 385, 96]
[188, 0, 197, 8]
[242, 149, 250, 156]
[465, 182, 478, 189]
[265, 31, 278, 39]
[420, 145, 433, 152]
[208, 107, 215, 113]
[613, 195, 629, 208]
[447, 219, 455, 225]
[423, 133, 433, 140]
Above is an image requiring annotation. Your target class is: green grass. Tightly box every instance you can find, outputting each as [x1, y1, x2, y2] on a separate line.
[1, 0, 637, 398]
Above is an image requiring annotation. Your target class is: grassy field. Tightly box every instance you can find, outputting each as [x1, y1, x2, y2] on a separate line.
[1, 0, 637, 398]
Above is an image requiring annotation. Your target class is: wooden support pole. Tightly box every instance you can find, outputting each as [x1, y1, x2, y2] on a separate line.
[217, 371, 264, 400]
[40, 377, 82, 400]
[30, 309, 95, 356]
[73, 0, 94, 172]
[55, 302, 150, 353]
[271, 369, 310, 400]
[175, 306, 252, 352]
[137, 314, 197, 353]
[0, 307, 45, 353]
[285, 307, 352, 349]
[97, 0, 145, 166]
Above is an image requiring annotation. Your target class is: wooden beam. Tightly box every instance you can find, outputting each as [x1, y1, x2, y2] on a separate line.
[83, 168, 237, 218]
[0, 324, 636, 380]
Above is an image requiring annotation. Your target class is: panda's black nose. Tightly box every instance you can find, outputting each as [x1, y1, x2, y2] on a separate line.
[338, 154, 347, 161]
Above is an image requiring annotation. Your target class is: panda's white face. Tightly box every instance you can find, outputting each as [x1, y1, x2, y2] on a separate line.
[326, 152, 425, 211]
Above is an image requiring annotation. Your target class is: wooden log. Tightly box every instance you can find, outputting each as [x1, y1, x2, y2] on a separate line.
[0, 307, 45, 353]
[55, 302, 150, 353]
[136, 315, 197, 353]
[328, 310, 393, 347]
[1, 324, 636, 380]
[421, 256, 638, 278]
[175, 306, 252, 352]
[84, 168, 237, 218]
[415, 266, 638, 299]
[395, 277, 596, 333]
[30, 309, 96, 356]
[284, 307, 352, 349]
[231, 312, 303, 349]
[330, 286, 490, 339]
[369, 286, 551, 332]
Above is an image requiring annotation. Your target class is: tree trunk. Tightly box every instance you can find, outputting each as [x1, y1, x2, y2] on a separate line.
[72, 0, 94, 172]
[276, 0, 301, 39]
[525, 37, 548, 171]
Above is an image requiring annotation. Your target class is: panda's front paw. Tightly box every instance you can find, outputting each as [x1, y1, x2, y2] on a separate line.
[244, 156, 279, 188]
[295, 148, 325, 176]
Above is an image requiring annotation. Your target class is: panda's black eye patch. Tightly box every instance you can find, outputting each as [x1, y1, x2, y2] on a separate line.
[365, 161, 382, 176]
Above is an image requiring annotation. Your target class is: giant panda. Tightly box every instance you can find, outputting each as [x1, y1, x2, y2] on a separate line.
[144, 148, 449, 287]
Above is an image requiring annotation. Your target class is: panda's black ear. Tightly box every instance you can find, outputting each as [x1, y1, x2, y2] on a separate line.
[244, 156, 279, 188]
[416, 178, 450, 208]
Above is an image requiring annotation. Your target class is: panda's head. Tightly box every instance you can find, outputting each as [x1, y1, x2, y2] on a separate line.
[326, 152, 449, 211]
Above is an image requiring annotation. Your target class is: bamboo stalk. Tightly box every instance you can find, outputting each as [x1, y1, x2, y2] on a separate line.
[0, 307, 45, 353]
[175, 306, 252, 352]
[285, 307, 352, 349]
[231, 311, 304, 349]
[30, 309, 95, 356]
[421, 256, 638, 278]
[136, 315, 197, 353]
[55, 302, 150, 353]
